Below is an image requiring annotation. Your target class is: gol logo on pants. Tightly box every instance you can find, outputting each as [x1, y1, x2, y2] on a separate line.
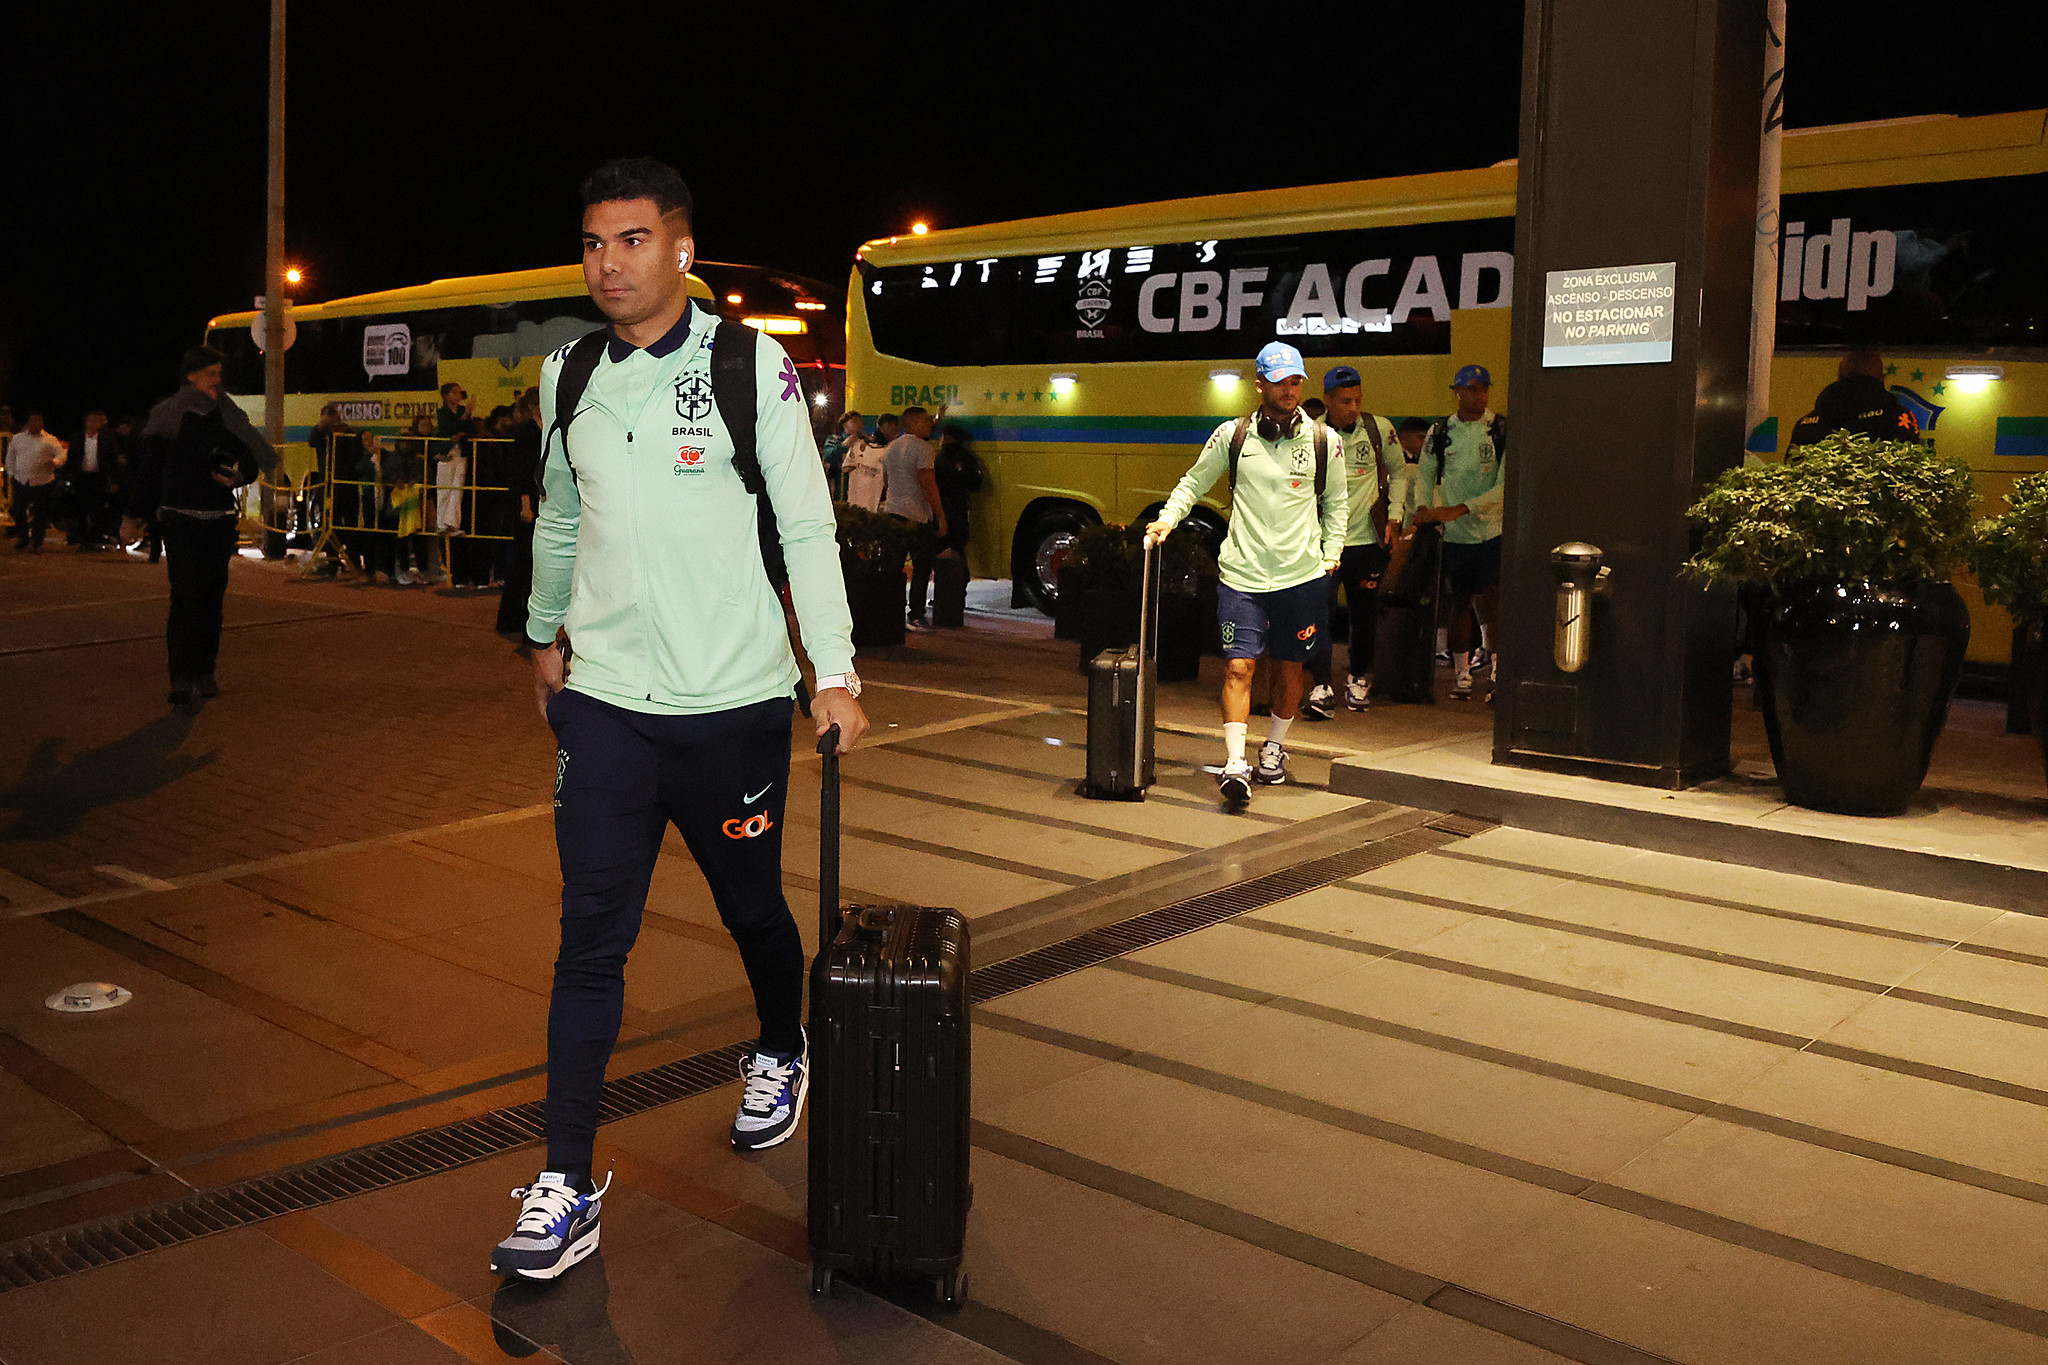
[723, 813, 776, 839]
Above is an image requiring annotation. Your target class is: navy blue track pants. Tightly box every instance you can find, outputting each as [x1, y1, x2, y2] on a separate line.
[543, 688, 802, 1171]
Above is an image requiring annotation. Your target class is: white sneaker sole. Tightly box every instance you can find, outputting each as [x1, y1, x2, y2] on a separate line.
[495, 1220, 600, 1281]
[732, 1062, 810, 1152]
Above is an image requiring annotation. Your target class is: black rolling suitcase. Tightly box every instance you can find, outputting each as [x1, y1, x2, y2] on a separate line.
[807, 726, 973, 1307]
[1370, 522, 1442, 704]
[1082, 537, 1160, 800]
[931, 551, 969, 628]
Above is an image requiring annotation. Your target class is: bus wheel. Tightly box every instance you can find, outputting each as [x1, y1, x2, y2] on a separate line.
[1017, 507, 1092, 616]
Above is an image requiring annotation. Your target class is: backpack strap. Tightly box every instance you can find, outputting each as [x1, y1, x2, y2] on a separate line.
[707, 319, 790, 593]
[1360, 413, 1390, 533]
[1226, 414, 1251, 494]
[537, 329, 607, 499]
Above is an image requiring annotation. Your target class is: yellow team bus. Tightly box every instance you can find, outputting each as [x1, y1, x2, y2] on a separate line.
[204, 260, 846, 484]
[847, 108, 2048, 662]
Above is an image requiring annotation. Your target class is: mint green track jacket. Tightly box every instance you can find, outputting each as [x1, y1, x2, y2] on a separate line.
[526, 306, 856, 715]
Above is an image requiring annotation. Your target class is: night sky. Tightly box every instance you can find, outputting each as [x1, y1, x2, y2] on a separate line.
[0, 2, 2038, 428]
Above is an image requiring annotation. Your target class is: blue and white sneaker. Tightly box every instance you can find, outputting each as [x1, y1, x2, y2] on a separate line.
[490, 1170, 609, 1281]
[730, 1030, 808, 1152]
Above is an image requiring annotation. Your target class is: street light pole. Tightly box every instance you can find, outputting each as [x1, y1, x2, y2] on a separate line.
[261, 0, 287, 555]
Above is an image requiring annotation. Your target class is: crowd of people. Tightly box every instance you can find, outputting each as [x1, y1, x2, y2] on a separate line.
[2, 404, 145, 554]
[820, 403, 983, 630]
[309, 383, 542, 642]
[1148, 341, 1507, 807]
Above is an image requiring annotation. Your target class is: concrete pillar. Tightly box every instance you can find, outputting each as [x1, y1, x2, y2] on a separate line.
[1494, 0, 1767, 788]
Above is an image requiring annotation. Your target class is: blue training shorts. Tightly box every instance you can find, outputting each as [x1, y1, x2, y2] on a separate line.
[1216, 576, 1330, 663]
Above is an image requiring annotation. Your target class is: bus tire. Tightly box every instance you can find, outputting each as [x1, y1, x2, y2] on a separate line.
[1014, 505, 1095, 616]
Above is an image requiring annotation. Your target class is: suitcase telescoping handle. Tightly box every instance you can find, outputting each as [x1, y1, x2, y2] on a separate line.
[1134, 535, 1160, 777]
[816, 725, 841, 950]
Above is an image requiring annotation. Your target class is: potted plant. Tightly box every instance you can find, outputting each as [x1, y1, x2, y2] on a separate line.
[1065, 522, 1215, 680]
[1971, 471, 2048, 788]
[1067, 522, 1142, 673]
[1686, 431, 1977, 816]
[834, 503, 912, 648]
[1155, 526, 1216, 682]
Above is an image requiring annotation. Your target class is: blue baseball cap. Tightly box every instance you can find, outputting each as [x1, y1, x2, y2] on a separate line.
[1451, 364, 1492, 389]
[1255, 342, 1307, 382]
[1322, 365, 1362, 393]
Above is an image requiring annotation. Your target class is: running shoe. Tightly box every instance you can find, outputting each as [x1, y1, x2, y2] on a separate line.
[1451, 669, 1474, 701]
[731, 1030, 808, 1151]
[1471, 645, 1492, 674]
[491, 1170, 610, 1281]
[1345, 677, 1371, 711]
[1253, 739, 1289, 785]
[1217, 761, 1253, 808]
[1301, 684, 1336, 721]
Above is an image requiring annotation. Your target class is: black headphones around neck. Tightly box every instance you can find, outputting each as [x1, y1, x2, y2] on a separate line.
[1256, 408, 1302, 442]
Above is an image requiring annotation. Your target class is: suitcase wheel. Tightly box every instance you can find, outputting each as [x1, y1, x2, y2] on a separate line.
[811, 1263, 835, 1297]
[933, 1268, 968, 1310]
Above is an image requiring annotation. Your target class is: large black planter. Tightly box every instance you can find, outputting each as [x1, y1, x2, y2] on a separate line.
[1158, 598, 1202, 682]
[1053, 567, 1082, 639]
[1075, 587, 1138, 674]
[1756, 580, 1969, 816]
[2023, 615, 2048, 791]
[844, 556, 906, 649]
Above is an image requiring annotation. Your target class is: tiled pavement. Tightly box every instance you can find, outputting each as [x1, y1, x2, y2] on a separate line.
[5, 546, 2048, 1363]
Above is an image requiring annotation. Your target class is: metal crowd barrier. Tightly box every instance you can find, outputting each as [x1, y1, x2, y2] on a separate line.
[253, 432, 523, 571]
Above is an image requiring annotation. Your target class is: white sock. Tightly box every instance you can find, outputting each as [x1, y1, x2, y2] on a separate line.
[1267, 716, 1292, 746]
[1436, 627, 1449, 653]
[1479, 624, 1493, 651]
[1454, 651, 1472, 678]
[1223, 722, 1248, 767]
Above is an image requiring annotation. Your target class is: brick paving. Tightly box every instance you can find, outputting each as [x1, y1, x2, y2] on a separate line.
[0, 549, 554, 904]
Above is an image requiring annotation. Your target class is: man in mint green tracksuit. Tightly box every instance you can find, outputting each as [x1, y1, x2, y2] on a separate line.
[491, 159, 869, 1284]
[1147, 342, 1347, 807]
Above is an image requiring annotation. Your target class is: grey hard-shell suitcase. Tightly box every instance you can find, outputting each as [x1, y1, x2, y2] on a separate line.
[1082, 537, 1160, 800]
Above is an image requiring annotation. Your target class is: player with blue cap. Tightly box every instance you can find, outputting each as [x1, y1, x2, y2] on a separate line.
[1145, 344, 1347, 807]
[1414, 362, 1507, 700]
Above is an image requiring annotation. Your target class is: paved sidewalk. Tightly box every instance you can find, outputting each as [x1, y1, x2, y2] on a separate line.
[5, 546, 2048, 1364]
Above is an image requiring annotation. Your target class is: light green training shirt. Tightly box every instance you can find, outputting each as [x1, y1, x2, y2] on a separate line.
[527, 304, 856, 715]
[1321, 414, 1400, 548]
[1428, 410, 1506, 546]
[1158, 415, 1347, 594]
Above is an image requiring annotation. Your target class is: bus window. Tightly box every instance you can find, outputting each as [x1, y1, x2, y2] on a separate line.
[1776, 172, 2048, 351]
[472, 295, 607, 363]
[858, 217, 1515, 367]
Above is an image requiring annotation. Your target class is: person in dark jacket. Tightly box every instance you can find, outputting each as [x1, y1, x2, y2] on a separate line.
[123, 345, 281, 710]
[933, 422, 983, 560]
[494, 390, 543, 643]
[1787, 349, 1920, 449]
[62, 410, 122, 548]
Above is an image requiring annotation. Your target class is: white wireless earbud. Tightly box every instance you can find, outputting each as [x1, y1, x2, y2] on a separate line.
[678, 250, 690, 270]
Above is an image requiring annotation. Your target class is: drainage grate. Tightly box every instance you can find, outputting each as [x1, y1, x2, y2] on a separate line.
[0, 811, 1484, 1291]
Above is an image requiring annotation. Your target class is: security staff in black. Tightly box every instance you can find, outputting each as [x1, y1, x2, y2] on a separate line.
[1787, 348, 1920, 449]
[123, 345, 282, 711]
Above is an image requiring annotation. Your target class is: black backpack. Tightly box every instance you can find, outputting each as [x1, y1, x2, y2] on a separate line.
[540, 318, 788, 589]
